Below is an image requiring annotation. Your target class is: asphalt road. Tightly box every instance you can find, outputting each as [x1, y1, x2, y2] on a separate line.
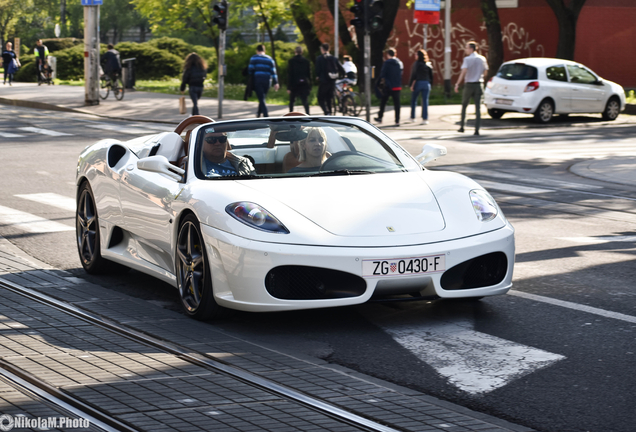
[1, 105, 635, 432]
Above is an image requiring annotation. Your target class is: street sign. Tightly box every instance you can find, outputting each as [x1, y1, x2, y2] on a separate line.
[414, 10, 439, 24]
[81, 0, 103, 5]
[415, 0, 440, 11]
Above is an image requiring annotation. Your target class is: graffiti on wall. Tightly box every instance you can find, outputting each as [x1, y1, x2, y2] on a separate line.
[401, 19, 544, 80]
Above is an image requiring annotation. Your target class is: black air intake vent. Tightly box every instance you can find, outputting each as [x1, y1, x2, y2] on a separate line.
[441, 252, 508, 290]
[265, 266, 366, 300]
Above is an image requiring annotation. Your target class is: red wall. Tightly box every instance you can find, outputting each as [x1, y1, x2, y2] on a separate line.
[320, 1, 636, 88]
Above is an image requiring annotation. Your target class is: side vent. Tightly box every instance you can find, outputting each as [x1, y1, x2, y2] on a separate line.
[107, 145, 127, 168]
[108, 226, 125, 248]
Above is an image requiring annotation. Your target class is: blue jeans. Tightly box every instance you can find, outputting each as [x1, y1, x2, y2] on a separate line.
[410, 80, 430, 120]
[189, 85, 203, 116]
[254, 76, 270, 117]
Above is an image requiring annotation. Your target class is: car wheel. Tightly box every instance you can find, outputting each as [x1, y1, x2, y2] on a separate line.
[76, 182, 110, 274]
[487, 108, 504, 119]
[176, 214, 228, 320]
[534, 99, 554, 123]
[602, 97, 620, 121]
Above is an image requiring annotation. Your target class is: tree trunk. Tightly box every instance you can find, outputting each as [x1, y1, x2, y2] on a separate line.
[60, 0, 67, 30]
[255, 0, 278, 76]
[544, 0, 588, 60]
[290, 1, 322, 69]
[481, 0, 503, 81]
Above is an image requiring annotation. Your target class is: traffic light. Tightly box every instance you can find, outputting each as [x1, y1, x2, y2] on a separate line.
[213, 0, 228, 31]
[368, 0, 383, 33]
[350, 0, 365, 30]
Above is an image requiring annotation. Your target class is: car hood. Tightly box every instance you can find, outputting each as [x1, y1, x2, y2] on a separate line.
[237, 172, 445, 237]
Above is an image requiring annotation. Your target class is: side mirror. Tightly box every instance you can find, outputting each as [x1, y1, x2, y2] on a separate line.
[137, 155, 185, 181]
[415, 144, 447, 166]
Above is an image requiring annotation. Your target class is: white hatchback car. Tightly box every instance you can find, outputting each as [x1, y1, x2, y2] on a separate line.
[484, 58, 626, 123]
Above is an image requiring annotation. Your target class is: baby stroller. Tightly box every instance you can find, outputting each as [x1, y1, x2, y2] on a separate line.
[38, 58, 54, 85]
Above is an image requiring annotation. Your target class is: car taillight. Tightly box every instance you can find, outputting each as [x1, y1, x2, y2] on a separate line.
[524, 81, 539, 92]
[486, 77, 494, 89]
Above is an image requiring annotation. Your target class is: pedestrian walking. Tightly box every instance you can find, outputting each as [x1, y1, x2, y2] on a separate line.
[409, 49, 434, 125]
[287, 46, 311, 114]
[455, 41, 488, 135]
[374, 49, 403, 126]
[315, 43, 344, 115]
[33, 39, 50, 83]
[2, 42, 20, 86]
[248, 45, 279, 118]
[180, 52, 208, 116]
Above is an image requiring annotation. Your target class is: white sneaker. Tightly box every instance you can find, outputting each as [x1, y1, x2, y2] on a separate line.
[407, 118, 415, 123]
[421, 120, 429, 125]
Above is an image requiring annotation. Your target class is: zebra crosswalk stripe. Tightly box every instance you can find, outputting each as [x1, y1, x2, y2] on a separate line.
[18, 127, 73, 137]
[15, 193, 76, 212]
[0, 205, 74, 233]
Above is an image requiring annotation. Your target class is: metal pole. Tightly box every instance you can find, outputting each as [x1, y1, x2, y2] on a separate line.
[444, 0, 451, 99]
[84, 5, 100, 106]
[423, 24, 428, 51]
[218, 29, 225, 119]
[334, 0, 338, 59]
[364, 33, 371, 122]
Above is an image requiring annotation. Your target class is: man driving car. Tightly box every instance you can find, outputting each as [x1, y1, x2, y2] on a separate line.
[202, 129, 256, 177]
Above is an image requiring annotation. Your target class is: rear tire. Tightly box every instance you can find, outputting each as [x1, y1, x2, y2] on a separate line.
[534, 99, 554, 123]
[602, 97, 620, 121]
[341, 94, 356, 116]
[113, 78, 125, 100]
[488, 108, 504, 119]
[176, 214, 229, 320]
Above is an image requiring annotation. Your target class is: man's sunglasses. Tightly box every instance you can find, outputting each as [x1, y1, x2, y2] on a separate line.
[205, 136, 227, 144]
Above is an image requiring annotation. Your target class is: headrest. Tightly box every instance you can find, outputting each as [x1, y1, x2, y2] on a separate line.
[153, 132, 184, 161]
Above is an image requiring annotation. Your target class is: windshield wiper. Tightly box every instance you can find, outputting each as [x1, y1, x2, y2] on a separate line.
[310, 169, 374, 177]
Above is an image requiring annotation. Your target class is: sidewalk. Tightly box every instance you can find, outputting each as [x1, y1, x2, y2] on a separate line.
[0, 236, 533, 431]
[1, 82, 635, 187]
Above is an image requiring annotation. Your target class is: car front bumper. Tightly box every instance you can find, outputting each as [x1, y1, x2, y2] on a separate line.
[201, 223, 515, 312]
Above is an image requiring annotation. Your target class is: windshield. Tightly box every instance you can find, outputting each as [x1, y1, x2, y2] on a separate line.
[194, 119, 420, 179]
[497, 63, 538, 80]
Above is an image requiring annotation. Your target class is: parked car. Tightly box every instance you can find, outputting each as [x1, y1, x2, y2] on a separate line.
[75, 115, 515, 320]
[484, 58, 626, 123]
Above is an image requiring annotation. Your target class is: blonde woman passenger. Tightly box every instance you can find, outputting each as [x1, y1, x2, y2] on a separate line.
[287, 127, 329, 174]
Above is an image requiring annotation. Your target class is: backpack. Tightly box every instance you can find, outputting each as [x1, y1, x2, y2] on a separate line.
[325, 55, 343, 80]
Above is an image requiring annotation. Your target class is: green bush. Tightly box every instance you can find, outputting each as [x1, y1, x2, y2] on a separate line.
[114, 42, 183, 80]
[41, 38, 83, 53]
[54, 44, 86, 80]
[14, 55, 36, 82]
[147, 37, 194, 58]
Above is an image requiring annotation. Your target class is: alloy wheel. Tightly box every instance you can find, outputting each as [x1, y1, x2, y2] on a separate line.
[176, 220, 206, 313]
[538, 102, 553, 123]
[606, 100, 620, 120]
[76, 188, 97, 266]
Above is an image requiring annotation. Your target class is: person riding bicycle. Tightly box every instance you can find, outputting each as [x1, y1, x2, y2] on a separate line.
[33, 39, 50, 83]
[101, 44, 122, 83]
[335, 55, 357, 93]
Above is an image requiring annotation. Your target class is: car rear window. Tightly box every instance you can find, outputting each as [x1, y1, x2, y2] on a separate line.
[497, 63, 538, 80]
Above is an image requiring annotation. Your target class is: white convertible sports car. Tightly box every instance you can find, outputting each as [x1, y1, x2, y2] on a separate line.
[76, 115, 515, 320]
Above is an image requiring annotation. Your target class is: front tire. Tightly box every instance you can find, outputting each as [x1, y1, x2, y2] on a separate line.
[76, 182, 109, 273]
[113, 78, 125, 100]
[176, 214, 228, 320]
[534, 99, 554, 123]
[602, 97, 620, 121]
[488, 108, 504, 119]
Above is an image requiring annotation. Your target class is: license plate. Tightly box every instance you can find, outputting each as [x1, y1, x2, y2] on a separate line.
[495, 98, 513, 106]
[362, 254, 446, 277]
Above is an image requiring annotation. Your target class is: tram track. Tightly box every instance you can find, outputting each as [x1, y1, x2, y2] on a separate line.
[0, 277, 400, 432]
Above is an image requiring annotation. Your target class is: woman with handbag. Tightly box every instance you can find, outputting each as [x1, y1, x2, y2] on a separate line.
[180, 53, 207, 116]
[2, 42, 20, 86]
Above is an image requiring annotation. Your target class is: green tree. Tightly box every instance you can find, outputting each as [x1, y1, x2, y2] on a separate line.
[544, 0, 588, 60]
[0, 0, 35, 48]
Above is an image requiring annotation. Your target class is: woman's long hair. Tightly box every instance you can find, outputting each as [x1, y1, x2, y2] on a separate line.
[417, 49, 430, 63]
[183, 52, 207, 71]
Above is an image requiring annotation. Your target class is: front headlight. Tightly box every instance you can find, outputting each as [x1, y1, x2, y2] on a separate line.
[226, 202, 289, 234]
[470, 189, 498, 222]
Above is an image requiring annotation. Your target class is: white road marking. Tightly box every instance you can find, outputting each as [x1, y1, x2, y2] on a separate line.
[85, 124, 160, 135]
[455, 167, 602, 190]
[559, 235, 636, 243]
[477, 180, 554, 194]
[0, 205, 74, 233]
[0, 131, 26, 138]
[380, 319, 565, 394]
[18, 127, 73, 136]
[509, 290, 636, 324]
[15, 193, 76, 212]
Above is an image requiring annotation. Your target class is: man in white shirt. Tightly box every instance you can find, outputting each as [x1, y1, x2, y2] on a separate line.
[454, 41, 488, 135]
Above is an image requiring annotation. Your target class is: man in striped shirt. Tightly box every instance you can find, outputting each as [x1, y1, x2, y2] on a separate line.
[248, 45, 280, 117]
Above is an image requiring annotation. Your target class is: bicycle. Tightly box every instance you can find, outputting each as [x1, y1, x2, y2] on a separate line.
[333, 80, 364, 117]
[99, 73, 124, 100]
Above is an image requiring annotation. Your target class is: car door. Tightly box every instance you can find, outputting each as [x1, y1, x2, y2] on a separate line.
[566, 64, 606, 112]
[119, 163, 184, 272]
[544, 65, 570, 112]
